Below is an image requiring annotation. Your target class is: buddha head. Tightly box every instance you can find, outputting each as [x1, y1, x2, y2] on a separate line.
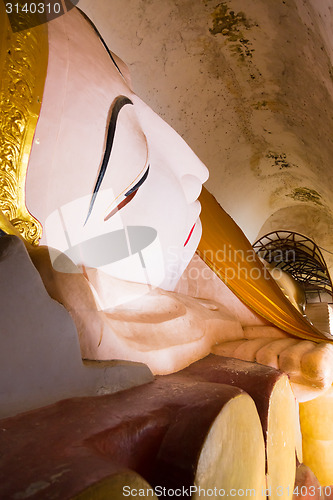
[25, 7, 208, 297]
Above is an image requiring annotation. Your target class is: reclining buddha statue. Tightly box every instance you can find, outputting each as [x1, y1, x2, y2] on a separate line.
[1, 5, 333, 403]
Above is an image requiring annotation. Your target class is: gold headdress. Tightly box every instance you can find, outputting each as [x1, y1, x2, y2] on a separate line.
[0, 2, 48, 245]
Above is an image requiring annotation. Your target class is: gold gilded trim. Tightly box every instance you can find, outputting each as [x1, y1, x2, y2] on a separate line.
[0, 2, 48, 245]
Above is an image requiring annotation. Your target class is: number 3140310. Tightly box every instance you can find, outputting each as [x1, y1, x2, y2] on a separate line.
[5, 3, 62, 14]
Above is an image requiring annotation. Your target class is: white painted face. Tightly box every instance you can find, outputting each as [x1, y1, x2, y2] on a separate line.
[26, 8, 208, 293]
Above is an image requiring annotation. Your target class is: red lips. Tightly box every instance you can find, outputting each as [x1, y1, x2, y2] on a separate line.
[184, 223, 196, 247]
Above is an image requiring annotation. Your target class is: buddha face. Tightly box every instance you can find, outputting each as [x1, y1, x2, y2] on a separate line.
[26, 8, 208, 294]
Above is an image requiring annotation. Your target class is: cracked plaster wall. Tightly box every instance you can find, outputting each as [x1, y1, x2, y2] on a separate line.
[77, 0, 333, 275]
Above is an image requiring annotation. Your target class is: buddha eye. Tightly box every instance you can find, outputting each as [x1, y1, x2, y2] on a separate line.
[104, 165, 150, 221]
[124, 165, 150, 196]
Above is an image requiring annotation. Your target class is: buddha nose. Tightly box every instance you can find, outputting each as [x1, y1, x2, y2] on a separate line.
[181, 174, 206, 204]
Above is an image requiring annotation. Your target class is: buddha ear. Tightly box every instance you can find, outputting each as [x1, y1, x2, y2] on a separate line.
[109, 51, 133, 91]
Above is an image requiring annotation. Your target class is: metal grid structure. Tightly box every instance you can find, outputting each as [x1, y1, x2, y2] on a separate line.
[253, 231, 333, 302]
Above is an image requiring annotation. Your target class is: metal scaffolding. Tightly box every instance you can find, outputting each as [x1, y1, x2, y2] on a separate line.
[253, 231, 333, 303]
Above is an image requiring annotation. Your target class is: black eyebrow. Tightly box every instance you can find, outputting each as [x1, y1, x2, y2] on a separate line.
[85, 96, 133, 224]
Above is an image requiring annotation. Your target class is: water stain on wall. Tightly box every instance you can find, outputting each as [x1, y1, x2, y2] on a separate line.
[267, 152, 296, 169]
[208, 2, 256, 61]
[287, 187, 323, 205]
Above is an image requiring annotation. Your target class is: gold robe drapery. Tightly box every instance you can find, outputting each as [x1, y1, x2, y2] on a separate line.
[198, 187, 332, 342]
